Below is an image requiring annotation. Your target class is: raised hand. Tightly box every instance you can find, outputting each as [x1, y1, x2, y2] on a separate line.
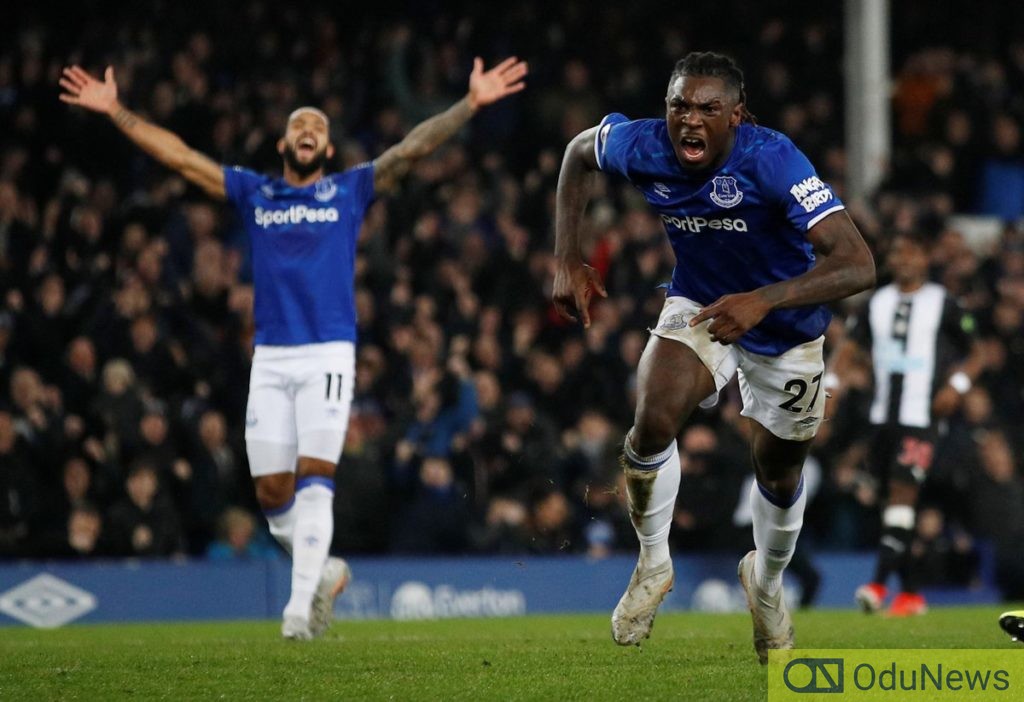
[467, 57, 528, 111]
[552, 259, 607, 328]
[59, 65, 119, 115]
[58, 63, 226, 199]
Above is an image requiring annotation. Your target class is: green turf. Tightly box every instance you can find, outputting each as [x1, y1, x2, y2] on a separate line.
[0, 606, 1018, 701]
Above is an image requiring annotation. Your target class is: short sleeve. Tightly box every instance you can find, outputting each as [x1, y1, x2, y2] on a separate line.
[594, 113, 636, 178]
[339, 161, 376, 212]
[223, 166, 265, 210]
[757, 137, 844, 231]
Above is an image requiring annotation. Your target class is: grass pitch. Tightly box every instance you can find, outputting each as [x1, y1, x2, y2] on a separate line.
[0, 606, 1017, 701]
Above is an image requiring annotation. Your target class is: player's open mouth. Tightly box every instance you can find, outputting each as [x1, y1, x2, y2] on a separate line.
[297, 137, 317, 155]
[680, 136, 706, 162]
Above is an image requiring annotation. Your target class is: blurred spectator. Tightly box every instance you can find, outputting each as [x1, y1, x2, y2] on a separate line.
[561, 410, 617, 499]
[0, 407, 37, 556]
[391, 455, 470, 554]
[34, 454, 103, 547]
[59, 336, 101, 433]
[966, 430, 1024, 598]
[106, 461, 185, 557]
[672, 425, 745, 552]
[909, 507, 979, 588]
[40, 503, 110, 559]
[0, 313, 14, 396]
[91, 359, 144, 467]
[473, 495, 531, 554]
[977, 114, 1024, 221]
[479, 392, 560, 495]
[331, 409, 391, 554]
[8, 366, 64, 473]
[524, 483, 581, 554]
[19, 273, 70, 383]
[206, 507, 276, 561]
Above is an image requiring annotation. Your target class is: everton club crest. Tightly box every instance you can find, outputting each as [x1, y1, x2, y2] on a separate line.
[314, 178, 338, 202]
[709, 175, 743, 208]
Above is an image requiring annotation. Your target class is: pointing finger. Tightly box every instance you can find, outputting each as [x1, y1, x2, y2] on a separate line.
[689, 306, 715, 327]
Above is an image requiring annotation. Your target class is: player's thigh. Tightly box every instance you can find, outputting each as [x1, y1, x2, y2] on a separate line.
[649, 296, 739, 400]
[294, 346, 356, 463]
[245, 358, 298, 476]
[634, 309, 724, 450]
[737, 336, 826, 444]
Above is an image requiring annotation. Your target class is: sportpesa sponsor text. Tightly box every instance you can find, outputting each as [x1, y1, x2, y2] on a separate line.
[660, 214, 748, 233]
[254, 205, 340, 228]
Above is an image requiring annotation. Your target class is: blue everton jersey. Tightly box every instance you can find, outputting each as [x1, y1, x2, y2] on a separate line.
[595, 114, 845, 355]
[223, 163, 375, 345]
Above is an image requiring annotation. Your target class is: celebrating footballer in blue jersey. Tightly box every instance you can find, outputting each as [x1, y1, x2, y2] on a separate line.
[552, 52, 874, 662]
[60, 56, 528, 640]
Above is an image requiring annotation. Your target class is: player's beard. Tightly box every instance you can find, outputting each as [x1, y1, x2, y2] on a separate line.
[283, 143, 328, 178]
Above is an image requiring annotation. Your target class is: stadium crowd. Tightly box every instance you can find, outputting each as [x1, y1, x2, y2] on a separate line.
[1, 0, 1023, 599]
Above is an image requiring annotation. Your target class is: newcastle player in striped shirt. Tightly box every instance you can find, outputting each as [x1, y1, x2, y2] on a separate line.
[828, 231, 983, 617]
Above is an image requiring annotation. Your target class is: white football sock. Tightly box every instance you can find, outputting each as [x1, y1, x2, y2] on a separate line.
[623, 434, 680, 569]
[264, 498, 296, 555]
[282, 477, 335, 621]
[750, 476, 806, 596]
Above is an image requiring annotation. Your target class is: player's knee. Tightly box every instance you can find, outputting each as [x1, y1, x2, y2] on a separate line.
[296, 455, 337, 479]
[755, 467, 803, 502]
[631, 406, 677, 456]
[296, 430, 344, 471]
[887, 480, 919, 506]
[255, 474, 294, 511]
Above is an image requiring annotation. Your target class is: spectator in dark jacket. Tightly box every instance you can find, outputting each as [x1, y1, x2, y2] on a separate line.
[106, 460, 185, 557]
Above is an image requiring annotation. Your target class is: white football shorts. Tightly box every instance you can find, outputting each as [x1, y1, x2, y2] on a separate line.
[245, 341, 355, 476]
[650, 296, 825, 441]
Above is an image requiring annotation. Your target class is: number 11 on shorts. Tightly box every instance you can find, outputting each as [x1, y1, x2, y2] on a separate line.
[324, 373, 343, 401]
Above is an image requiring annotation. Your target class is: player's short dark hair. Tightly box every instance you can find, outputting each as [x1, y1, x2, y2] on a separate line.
[670, 52, 756, 124]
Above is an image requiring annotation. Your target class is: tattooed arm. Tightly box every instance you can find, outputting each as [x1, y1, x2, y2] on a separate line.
[373, 56, 527, 193]
[60, 65, 226, 200]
